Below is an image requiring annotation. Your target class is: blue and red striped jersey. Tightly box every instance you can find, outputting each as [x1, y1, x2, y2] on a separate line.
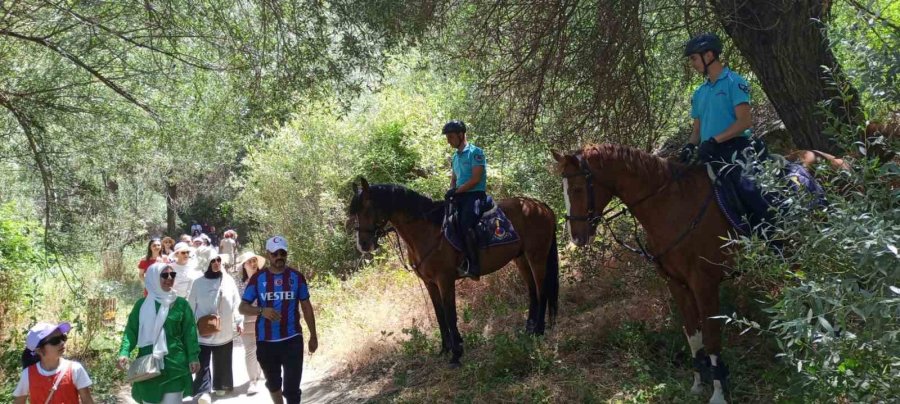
[242, 267, 310, 341]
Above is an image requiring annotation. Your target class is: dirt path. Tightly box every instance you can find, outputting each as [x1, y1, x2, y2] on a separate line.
[117, 337, 362, 404]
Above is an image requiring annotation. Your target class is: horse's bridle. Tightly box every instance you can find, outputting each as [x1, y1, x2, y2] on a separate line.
[355, 215, 393, 241]
[561, 155, 711, 264]
[562, 157, 602, 228]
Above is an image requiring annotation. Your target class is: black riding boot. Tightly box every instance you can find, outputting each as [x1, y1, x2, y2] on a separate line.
[461, 229, 480, 278]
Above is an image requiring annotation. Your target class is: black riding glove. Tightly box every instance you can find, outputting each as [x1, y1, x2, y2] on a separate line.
[444, 188, 457, 200]
[679, 143, 697, 163]
[698, 138, 719, 163]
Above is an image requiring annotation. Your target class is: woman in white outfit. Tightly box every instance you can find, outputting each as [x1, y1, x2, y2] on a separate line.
[219, 230, 238, 274]
[236, 251, 266, 395]
[188, 254, 243, 403]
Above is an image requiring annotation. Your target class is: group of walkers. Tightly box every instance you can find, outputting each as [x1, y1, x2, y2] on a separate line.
[13, 231, 317, 404]
[120, 232, 318, 404]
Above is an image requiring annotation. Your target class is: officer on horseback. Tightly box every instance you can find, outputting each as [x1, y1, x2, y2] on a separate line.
[679, 33, 758, 165]
[443, 120, 486, 278]
[680, 33, 774, 235]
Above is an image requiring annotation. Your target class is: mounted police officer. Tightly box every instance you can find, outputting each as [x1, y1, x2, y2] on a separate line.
[443, 120, 486, 278]
[679, 33, 756, 165]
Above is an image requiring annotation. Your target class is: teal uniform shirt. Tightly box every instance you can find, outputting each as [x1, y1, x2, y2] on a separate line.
[452, 143, 487, 192]
[691, 67, 752, 142]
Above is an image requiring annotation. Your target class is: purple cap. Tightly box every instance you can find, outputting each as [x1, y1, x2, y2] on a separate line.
[25, 322, 71, 351]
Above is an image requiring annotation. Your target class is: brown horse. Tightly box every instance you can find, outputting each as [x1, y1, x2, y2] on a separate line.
[553, 145, 735, 404]
[349, 178, 559, 366]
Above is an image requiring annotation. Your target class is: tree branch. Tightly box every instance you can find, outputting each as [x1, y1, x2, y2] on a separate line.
[0, 28, 158, 119]
[0, 92, 54, 231]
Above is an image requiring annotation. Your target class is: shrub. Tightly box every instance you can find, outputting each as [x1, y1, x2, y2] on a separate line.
[726, 141, 899, 401]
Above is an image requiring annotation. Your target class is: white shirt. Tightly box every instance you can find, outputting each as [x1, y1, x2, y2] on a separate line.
[13, 359, 92, 397]
[171, 260, 202, 298]
[188, 272, 244, 346]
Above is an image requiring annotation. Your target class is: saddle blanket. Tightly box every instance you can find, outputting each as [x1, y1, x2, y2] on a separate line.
[714, 161, 826, 236]
[443, 202, 520, 251]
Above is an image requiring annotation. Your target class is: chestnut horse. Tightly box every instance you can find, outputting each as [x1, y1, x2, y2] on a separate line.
[553, 145, 736, 404]
[349, 178, 559, 366]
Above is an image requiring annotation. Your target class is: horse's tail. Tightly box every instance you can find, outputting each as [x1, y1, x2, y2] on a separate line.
[543, 232, 560, 328]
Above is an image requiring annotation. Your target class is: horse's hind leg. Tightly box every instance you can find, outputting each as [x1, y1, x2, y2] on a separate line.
[514, 256, 539, 334]
[523, 247, 549, 334]
[666, 279, 706, 395]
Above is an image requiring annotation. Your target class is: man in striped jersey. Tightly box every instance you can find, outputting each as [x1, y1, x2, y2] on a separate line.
[239, 236, 318, 404]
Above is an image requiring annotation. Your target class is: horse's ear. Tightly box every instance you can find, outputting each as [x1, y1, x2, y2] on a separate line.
[360, 177, 370, 195]
[551, 150, 565, 163]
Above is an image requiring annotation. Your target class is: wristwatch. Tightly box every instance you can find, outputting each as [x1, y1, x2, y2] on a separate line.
[257, 307, 263, 316]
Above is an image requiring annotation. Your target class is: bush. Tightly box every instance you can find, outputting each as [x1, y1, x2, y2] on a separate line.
[726, 142, 899, 401]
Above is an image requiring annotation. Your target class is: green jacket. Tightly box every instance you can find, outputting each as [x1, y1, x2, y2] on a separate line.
[119, 297, 200, 403]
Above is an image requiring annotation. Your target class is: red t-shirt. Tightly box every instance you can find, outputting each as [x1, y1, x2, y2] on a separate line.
[137, 258, 159, 297]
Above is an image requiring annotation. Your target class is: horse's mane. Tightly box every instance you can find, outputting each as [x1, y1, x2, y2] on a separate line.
[348, 184, 446, 226]
[581, 143, 683, 181]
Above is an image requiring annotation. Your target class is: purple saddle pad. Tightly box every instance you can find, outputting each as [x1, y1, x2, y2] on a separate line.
[443, 205, 520, 251]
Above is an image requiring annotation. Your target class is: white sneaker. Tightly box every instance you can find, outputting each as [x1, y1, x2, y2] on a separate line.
[247, 381, 260, 395]
[213, 389, 228, 397]
[198, 393, 212, 404]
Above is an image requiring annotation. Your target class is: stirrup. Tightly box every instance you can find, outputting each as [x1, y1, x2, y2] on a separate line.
[457, 261, 480, 280]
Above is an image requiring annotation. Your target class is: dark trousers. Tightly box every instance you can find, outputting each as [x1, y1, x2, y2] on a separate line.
[453, 191, 486, 232]
[257, 335, 304, 404]
[192, 341, 234, 395]
[709, 137, 775, 232]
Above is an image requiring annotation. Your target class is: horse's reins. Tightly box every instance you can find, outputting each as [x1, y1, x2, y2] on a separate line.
[356, 202, 447, 273]
[562, 155, 713, 264]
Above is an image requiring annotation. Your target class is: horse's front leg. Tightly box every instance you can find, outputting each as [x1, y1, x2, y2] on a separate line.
[424, 282, 450, 355]
[438, 278, 464, 367]
[666, 278, 707, 395]
[695, 280, 728, 404]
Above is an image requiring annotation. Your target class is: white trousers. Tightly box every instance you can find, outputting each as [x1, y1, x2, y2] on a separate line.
[143, 392, 182, 404]
[241, 322, 263, 381]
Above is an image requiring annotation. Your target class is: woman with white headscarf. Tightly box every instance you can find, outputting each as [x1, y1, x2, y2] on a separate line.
[117, 263, 201, 404]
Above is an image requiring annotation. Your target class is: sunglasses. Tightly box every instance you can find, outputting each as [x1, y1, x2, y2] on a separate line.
[271, 250, 287, 257]
[160, 272, 177, 280]
[212, 258, 222, 263]
[41, 334, 68, 347]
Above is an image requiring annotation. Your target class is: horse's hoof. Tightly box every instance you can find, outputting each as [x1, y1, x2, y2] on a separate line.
[448, 361, 462, 369]
[709, 385, 727, 404]
[691, 383, 704, 395]
[708, 396, 727, 404]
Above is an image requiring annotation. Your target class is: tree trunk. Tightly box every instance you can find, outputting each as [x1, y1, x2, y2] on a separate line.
[712, 0, 864, 153]
[166, 180, 177, 236]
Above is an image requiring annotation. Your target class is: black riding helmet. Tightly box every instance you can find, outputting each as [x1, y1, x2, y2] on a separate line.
[683, 33, 723, 58]
[442, 120, 467, 135]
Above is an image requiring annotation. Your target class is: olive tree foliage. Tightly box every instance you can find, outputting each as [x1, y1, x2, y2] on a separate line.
[0, 0, 435, 253]
[726, 151, 899, 400]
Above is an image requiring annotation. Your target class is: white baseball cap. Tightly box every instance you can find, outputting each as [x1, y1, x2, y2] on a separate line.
[26, 322, 71, 351]
[266, 236, 288, 253]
